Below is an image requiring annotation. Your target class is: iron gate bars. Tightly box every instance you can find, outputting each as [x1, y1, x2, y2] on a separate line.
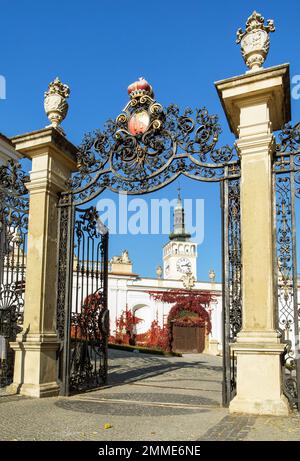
[222, 176, 242, 406]
[0, 160, 28, 388]
[57, 201, 109, 395]
[273, 123, 300, 410]
[56, 86, 242, 399]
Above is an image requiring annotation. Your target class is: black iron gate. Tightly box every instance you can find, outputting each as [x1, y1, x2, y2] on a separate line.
[0, 160, 28, 388]
[57, 200, 109, 395]
[222, 176, 242, 406]
[56, 81, 242, 400]
[273, 123, 300, 410]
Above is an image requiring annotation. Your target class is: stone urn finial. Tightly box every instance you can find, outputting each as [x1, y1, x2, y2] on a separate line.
[208, 269, 216, 283]
[236, 11, 275, 72]
[44, 77, 70, 134]
[156, 265, 163, 279]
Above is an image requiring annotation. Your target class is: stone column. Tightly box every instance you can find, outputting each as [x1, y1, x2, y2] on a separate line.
[215, 64, 291, 415]
[9, 127, 77, 397]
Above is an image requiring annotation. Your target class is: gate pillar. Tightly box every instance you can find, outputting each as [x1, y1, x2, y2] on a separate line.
[216, 64, 291, 415]
[9, 128, 77, 397]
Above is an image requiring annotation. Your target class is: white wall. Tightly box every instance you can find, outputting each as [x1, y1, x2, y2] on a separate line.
[0, 137, 22, 165]
[107, 274, 223, 347]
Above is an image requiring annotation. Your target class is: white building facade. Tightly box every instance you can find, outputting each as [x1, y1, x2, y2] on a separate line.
[107, 190, 222, 354]
[0, 133, 21, 165]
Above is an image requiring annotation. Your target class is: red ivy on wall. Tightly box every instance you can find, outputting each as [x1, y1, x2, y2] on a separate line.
[113, 306, 142, 345]
[109, 290, 215, 353]
[148, 289, 214, 351]
[135, 319, 168, 350]
[71, 291, 104, 340]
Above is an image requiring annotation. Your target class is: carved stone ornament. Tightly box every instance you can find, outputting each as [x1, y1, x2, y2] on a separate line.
[121, 249, 131, 263]
[111, 249, 131, 264]
[182, 271, 195, 290]
[44, 77, 70, 134]
[236, 11, 275, 71]
[208, 269, 216, 282]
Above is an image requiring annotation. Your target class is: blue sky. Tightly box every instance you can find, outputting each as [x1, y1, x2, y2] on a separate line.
[1, 1, 300, 281]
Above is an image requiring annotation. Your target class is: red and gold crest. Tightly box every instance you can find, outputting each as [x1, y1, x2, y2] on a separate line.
[115, 77, 162, 140]
[128, 110, 150, 136]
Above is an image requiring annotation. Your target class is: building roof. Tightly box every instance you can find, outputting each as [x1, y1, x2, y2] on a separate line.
[0, 132, 13, 146]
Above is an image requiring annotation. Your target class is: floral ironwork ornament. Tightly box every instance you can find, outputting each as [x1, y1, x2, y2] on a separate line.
[236, 11, 275, 71]
[70, 78, 239, 203]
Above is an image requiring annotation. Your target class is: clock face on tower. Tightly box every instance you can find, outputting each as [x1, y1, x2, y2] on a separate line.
[176, 257, 192, 274]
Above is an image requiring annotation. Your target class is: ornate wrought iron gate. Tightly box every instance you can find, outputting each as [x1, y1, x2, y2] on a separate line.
[273, 123, 300, 410]
[222, 177, 242, 406]
[57, 200, 109, 395]
[56, 80, 242, 401]
[0, 160, 28, 388]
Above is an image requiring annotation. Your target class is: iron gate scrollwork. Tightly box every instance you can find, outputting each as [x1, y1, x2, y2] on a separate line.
[0, 160, 28, 388]
[273, 123, 300, 410]
[70, 96, 239, 201]
[56, 80, 242, 400]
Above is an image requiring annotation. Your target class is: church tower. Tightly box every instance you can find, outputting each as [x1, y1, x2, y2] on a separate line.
[163, 188, 197, 280]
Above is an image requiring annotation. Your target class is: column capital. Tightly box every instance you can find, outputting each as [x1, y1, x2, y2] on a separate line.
[11, 127, 78, 194]
[215, 63, 291, 136]
[10, 127, 78, 171]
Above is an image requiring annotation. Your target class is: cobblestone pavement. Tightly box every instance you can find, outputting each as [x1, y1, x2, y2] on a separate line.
[199, 415, 257, 441]
[0, 349, 300, 441]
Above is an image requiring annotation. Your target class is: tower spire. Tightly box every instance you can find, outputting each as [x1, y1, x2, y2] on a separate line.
[169, 185, 191, 241]
[177, 182, 181, 200]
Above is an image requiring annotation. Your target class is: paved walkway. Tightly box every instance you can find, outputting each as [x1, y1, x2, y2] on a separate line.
[0, 349, 299, 441]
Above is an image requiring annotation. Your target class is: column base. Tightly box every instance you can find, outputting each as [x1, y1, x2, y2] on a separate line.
[10, 333, 60, 398]
[229, 394, 290, 416]
[5, 382, 22, 395]
[18, 382, 60, 398]
[207, 338, 220, 356]
[230, 337, 290, 416]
